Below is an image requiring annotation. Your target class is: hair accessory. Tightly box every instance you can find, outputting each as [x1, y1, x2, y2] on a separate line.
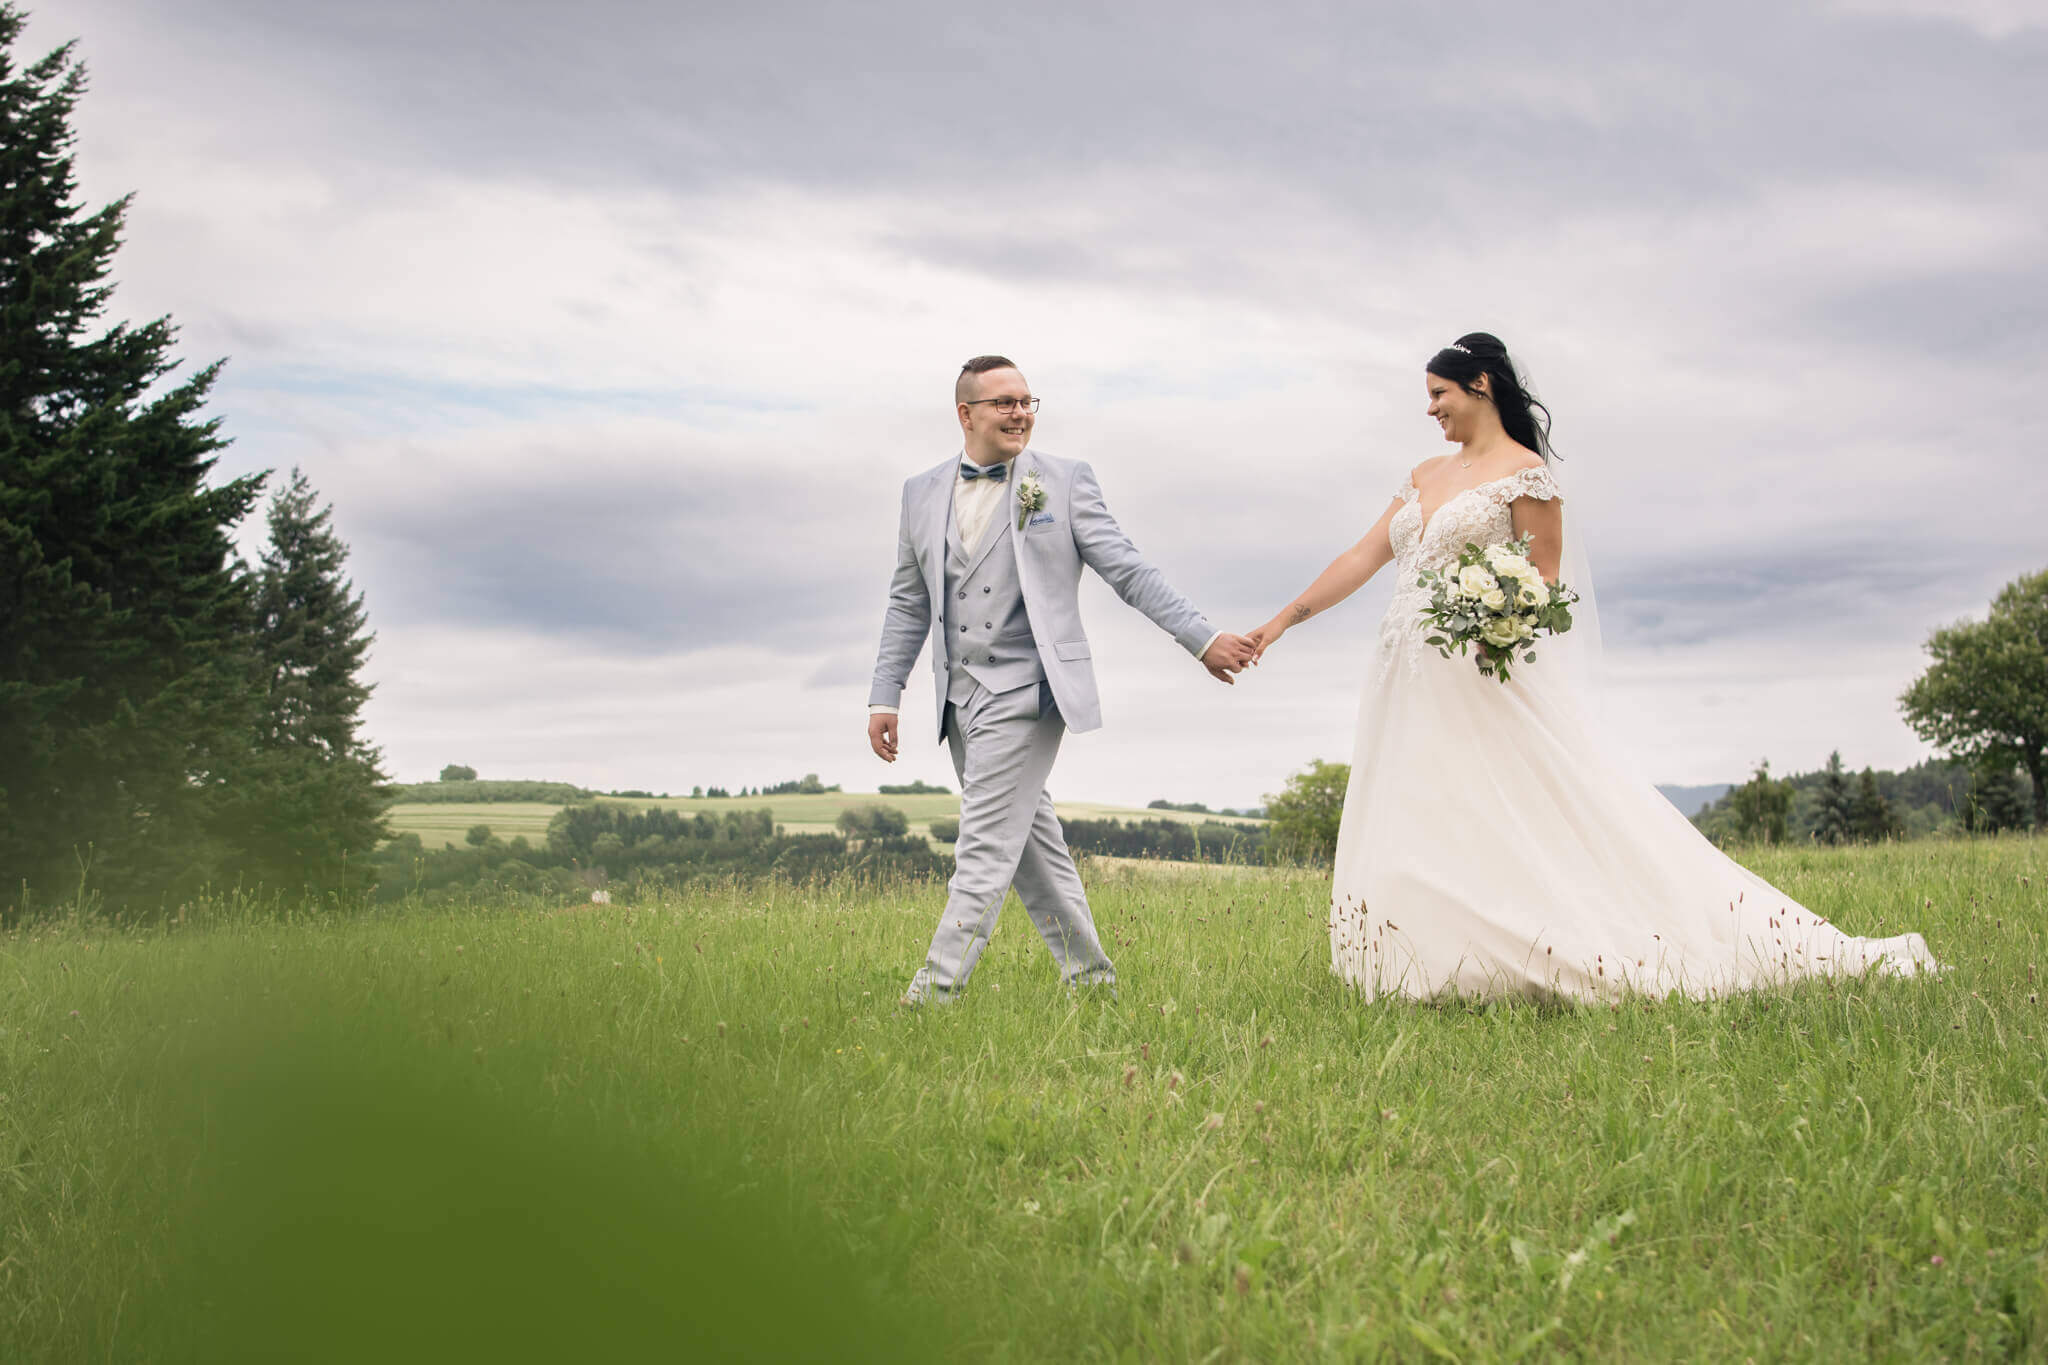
[1447, 342, 1472, 354]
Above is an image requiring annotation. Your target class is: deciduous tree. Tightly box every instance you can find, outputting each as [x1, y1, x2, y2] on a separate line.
[1264, 759, 1349, 864]
[1900, 566, 2048, 828]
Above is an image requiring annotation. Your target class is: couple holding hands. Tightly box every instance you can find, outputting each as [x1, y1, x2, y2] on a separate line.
[868, 345, 1934, 1009]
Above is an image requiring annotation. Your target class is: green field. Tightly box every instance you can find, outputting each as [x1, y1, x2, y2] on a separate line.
[388, 791, 1264, 847]
[4, 839, 2044, 1360]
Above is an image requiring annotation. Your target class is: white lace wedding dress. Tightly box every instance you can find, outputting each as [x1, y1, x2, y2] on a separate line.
[1328, 465, 1938, 1002]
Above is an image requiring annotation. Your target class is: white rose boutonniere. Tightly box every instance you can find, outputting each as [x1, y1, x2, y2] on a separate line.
[1015, 472, 1047, 530]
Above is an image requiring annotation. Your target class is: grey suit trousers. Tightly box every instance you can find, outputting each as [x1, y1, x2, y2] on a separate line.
[905, 681, 1115, 1002]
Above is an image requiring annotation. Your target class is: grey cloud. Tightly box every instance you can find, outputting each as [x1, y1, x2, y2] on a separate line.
[68, 0, 2048, 212]
[341, 442, 893, 654]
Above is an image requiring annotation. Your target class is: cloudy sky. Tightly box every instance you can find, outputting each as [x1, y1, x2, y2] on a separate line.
[25, 0, 2048, 807]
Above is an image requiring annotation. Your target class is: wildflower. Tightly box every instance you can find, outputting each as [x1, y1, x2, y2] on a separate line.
[1254, 1100, 1265, 1115]
[1169, 1071, 1183, 1091]
[1141, 1043, 1151, 1062]
[1122, 1065, 1137, 1089]
[1203, 1113, 1223, 1131]
[1930, 1254, 1945, 1266]
[1260, 1033, 1273, 1049]
[716, 1021, 727, 1037]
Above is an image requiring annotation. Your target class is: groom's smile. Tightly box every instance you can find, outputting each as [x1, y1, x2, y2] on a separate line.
[957, 365, 1036, 465]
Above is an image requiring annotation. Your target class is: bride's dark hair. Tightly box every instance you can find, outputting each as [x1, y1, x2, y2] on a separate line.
[1427, 332, 1557, 461]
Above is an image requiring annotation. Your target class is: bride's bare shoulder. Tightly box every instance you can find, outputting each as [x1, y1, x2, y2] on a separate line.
[1408, 455, 1451, 485]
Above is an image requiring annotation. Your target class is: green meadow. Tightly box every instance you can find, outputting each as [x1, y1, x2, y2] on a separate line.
[387, 791, 1263, 846]
[3, 838, 2044, 1361]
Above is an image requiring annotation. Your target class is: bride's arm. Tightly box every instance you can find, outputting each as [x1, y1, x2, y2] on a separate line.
[1247, 496, 1402, 663]
[1511, 495, 1564, 582]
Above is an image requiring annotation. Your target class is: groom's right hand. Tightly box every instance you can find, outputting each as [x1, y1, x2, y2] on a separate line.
[1201, 633, 1255, 684]
[867, 712, 899, 762]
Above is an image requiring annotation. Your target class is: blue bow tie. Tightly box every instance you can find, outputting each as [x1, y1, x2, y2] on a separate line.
[960, 460, 1010, 483]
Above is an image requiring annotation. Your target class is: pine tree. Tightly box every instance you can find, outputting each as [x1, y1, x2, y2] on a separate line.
[222, 469, 389, 898]
[1849, 768, 1900, 843]
[0, 9, 264, 911]
[1812, 751, 1854, 845]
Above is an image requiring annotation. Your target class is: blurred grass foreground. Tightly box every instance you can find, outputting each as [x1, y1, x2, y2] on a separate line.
[4, 838, 2046, 1360]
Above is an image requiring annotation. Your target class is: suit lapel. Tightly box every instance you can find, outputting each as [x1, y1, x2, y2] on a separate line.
[1006, 453, 1039, 593]
[918, 460, 952, 607]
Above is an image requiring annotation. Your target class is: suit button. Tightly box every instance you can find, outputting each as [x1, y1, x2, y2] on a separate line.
[959, 625, 967, 633]
[985, 622, 993, 628]
[982, 586, 991, 593]
[957, 591, 966, 599]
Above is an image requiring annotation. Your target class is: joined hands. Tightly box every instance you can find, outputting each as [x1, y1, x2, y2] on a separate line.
[1201, 633, 1257, 684]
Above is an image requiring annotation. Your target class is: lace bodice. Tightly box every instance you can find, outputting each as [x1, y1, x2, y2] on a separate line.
[1379, 465, 1562, 663]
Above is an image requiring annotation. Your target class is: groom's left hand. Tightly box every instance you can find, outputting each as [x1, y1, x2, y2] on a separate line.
[1202, 633, 1255, 684]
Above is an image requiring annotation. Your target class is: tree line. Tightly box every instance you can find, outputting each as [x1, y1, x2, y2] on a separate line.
[377, 803, 951, 902]
[1693, 752, 2034, 845]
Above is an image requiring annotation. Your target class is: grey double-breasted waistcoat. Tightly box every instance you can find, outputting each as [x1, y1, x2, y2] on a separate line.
[941, 501, 1046, 708]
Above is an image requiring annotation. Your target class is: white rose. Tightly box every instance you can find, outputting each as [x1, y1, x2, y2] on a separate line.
[1481, 618, 1519, 649]
[1516, 618, 1536, 639]
[1456, 565, 1500, 599]
[1479, 587, 1508, 611]
[1484, 546, 1518, 573]
[1517, 582, 1542, 607]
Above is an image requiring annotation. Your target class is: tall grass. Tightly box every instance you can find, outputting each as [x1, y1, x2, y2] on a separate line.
[3, 839, 2044, 1360]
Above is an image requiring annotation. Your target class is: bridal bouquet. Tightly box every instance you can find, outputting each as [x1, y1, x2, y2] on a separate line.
[1416, 533, 1578, 683]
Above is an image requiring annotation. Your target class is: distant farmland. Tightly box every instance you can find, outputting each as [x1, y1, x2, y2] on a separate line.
[386, 791, 1264, 849]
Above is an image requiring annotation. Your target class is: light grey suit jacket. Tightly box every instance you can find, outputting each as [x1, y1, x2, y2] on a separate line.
[868, 448, 1216, 738]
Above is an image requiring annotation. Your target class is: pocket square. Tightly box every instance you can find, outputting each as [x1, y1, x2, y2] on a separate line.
[1028, 512, 1056, 527]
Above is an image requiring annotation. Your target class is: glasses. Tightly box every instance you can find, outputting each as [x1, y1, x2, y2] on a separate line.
[964, 396, 1041, 415]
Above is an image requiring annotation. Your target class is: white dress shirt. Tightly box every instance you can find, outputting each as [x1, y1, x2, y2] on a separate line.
[869, 454, 1221, 716]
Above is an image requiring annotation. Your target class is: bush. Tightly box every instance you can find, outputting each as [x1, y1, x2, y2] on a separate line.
[928, 818, 960, 843]
[837, 805, 910, 840]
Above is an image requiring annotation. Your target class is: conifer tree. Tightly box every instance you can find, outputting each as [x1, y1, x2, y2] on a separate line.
[0, 9, 263, 910]
[221, 469, 389, 897]
[1849, 767, 1900, 843]
[1812, 751, 1854, 845]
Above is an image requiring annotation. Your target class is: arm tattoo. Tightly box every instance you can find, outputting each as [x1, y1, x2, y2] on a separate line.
[1289, 603, 1311, 624]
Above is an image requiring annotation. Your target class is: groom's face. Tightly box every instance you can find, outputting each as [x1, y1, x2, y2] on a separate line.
[959, 367, 1034, 464]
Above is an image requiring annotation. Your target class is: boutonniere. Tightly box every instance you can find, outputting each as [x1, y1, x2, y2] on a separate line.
[1015, 472, 1047, 530]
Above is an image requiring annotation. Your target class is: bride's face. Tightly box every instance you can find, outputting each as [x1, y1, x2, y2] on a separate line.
[1426, 371, 1490, 444]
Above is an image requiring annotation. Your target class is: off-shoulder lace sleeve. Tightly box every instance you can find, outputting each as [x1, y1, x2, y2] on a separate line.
[1486, 464, 1560, 506]
[1396, 480, 1420, 504]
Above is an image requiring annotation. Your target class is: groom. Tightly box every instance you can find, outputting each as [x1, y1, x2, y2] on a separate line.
[867, 356, 1253, 1005]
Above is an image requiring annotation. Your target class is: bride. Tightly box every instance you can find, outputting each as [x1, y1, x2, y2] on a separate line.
[1247, 333, 1937, 1002]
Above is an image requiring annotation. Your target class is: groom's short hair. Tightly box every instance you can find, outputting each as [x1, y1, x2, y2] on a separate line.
[956, 355, 1020, 405]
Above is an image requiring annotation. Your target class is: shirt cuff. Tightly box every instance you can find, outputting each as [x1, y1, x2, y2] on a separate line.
[868, 704, 900, 716]
[1196, 630, 1224, 660]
